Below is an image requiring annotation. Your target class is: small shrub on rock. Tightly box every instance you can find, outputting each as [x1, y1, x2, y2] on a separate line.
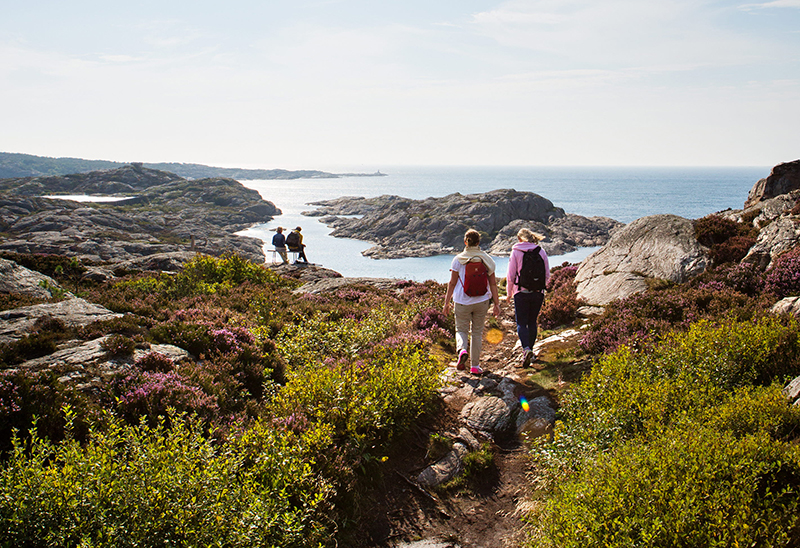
[694, 214, 758, 266]
[100, 334, 135, 357]
[134, 351, 175, 373]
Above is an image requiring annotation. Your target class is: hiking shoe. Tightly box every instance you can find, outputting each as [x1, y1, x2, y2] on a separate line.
[470, 365, 484, 375]
[522, 349, 535, 368]
[455, 350, 468, 371]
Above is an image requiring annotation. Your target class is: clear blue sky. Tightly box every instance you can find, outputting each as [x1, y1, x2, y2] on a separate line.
[1, 0, 798, 168]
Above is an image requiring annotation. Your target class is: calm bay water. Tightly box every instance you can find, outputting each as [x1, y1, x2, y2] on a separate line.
[238, 166, 768, 283]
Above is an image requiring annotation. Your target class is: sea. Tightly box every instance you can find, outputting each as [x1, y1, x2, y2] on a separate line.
[237, 166, 769, 283]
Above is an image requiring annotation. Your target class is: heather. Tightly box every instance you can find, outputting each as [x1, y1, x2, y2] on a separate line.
[580, 260, 782, 355]
[0, 254, 447, 546]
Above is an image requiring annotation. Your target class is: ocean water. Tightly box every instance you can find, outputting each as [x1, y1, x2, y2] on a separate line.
[238, 166, 768, 283]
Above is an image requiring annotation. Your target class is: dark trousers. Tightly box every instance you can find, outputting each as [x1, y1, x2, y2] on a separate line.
[289, 246, 308, 263]
[514, 291, 544, 350]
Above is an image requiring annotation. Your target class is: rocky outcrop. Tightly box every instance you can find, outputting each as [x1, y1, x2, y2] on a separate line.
[744, 160, 800, 208]
[575, 214, 710, 306]
[0, 163, 183, 196]
[0, 298, 122, 344]
[304, 189, 621, 260]
[0, 166, 281, 263]
[0, 258, 62, 298]
[741, 216, 800, 270]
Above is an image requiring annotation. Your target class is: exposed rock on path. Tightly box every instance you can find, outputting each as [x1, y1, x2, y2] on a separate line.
[358, 297, 584, 548]
[304, 189, 621, 260]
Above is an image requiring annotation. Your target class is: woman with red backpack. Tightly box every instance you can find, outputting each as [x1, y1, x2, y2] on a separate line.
[443, 229, 501, 375]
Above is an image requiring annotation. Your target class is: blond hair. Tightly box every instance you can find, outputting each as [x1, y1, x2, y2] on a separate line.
[517, 228, 542, 243]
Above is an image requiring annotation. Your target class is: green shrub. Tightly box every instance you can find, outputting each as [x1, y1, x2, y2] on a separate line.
[0, 412, 332, 547]
[528, 316, 800, 546]
[530, 427, 800, 548]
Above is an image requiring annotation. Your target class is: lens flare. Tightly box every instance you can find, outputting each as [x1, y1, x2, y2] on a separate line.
[485, 328, 503, 344]
[520, 395, 530, 413]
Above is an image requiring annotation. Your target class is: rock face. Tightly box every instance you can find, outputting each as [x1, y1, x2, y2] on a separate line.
[742, 216, 800, 270]
[744, 160, 800, 208]
[0, 298, 123, 344]
[304, 189, 621, 260]
[0, 165, 281, 263]
[575, 214, 710, 306]
[0, 258, 62, 298]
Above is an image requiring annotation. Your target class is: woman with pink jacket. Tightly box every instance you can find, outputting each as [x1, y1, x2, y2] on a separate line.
[506, 228, 550, 367]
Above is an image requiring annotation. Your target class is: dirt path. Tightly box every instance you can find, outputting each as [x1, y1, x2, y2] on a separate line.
[350, 301, 589, 548]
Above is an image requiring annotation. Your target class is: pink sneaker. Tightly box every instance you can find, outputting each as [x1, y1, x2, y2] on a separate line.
[455, 350, 468, 371]
[470, 365, 484, 375]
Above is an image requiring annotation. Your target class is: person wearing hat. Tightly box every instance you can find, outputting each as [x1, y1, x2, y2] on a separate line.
[286, 226, 309, 264]
[271, 227, 289, 264]
[506, 228, 550, 367]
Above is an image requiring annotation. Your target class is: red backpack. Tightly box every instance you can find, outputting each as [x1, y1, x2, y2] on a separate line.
[462, 259, 488, 297]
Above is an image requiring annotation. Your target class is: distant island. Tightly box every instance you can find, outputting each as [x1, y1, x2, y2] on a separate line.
[0, 152, 386, 180]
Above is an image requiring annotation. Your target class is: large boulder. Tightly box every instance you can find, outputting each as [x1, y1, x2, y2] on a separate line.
[0, 259, 62, 298]
[744, 160, 800, 208]
[575, 214, 710, 306]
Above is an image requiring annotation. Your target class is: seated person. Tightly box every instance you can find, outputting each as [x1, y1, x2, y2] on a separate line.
[271, 227, 289, 264]
[285, 226, 309, 263]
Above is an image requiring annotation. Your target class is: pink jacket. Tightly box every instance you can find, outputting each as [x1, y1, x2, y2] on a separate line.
[506, 242, 550, 298]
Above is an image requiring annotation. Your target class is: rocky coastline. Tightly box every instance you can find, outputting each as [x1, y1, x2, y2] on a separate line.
[0, 163, 279, 265]
[303, 188, 622, 259]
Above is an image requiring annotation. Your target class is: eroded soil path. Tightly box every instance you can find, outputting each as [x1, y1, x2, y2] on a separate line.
[350, 301, 590, 548]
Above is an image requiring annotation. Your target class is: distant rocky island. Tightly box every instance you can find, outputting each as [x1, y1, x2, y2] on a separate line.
[0, 152, 385, 180]
[303, 189, 622, 259]
[0, 164, 278, 265]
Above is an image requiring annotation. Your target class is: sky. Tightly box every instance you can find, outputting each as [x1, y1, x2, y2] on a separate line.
[1, 0, 799, 169]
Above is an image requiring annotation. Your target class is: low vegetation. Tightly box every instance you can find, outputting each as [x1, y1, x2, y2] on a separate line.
[527, 229, 800, 547]
[0, 253, 447, 546]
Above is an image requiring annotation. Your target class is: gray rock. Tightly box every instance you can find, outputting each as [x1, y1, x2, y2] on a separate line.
[0, 298, 122, 344]
[416, 442, 470, 488]
[575, 214, 710, 306]
[742, 216, 800, 270]
[112, 251, 199, 273]
[294, 276, 400, 295]
[305, 189, 620, 260]
[456, 427, 481, 451]
[772, 296, 800, 316]
[0, 258, 62, 298]
[21, 336, 110, 372]
[744, 160, 800, 208]
[784, 376, 800, 406]
[515, 396, 556, 435]
[134, 344, 191, 364]
[0, 167, 279, 264]
[460, 395, 516, 438]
